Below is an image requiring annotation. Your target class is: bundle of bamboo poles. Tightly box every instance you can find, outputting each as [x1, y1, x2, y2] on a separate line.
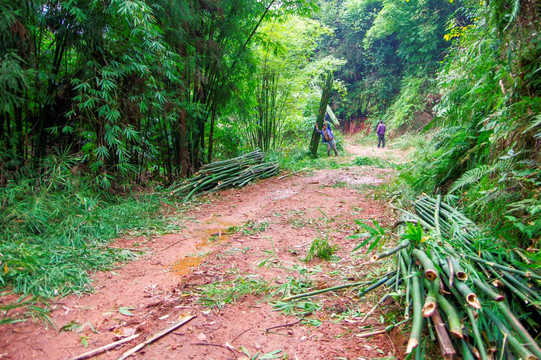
[169, 149, 279, 202]
[368, 195, 541, 360]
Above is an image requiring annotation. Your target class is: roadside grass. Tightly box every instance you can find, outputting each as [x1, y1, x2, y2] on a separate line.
[0, 171, 186, 325]
[351, 156, 399, 169]
[1, 182, 182, 298]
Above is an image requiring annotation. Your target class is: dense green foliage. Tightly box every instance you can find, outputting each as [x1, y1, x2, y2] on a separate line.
[316, 0, 454, 127]
[400, 0, 540, 246]
[0, 154, 183, 296]
[0, 0, 320, 187]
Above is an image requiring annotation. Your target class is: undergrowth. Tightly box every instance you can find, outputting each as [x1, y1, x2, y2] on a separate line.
[0, 172, 183, 299]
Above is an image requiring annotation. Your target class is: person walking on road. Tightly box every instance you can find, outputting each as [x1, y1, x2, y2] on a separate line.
[376, 120, 386, 148]
[315, 122, 339, 156]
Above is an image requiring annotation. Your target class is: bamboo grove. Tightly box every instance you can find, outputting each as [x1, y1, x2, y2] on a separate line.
[0, 0, 320, 186]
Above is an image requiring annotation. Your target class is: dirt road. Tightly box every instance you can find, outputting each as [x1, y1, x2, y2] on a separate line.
[1, 140, 410, 360]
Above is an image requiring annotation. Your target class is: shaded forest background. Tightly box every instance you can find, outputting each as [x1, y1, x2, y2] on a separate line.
[0, 0, 539, 296]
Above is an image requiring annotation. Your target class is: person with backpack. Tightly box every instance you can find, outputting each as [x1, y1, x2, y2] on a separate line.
[315, 121, 339, 156]
[376, 120, 386, 148]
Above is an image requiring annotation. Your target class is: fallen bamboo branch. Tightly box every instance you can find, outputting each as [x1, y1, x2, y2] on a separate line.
[265, 316, 304, 332]
[371, 241, 410, 262]
[361, 292, 391, 323]
[68, 334, 140, 360]
[282, 280, 371, 301]
[116, 315, 196, 360]
[354, 329, 386, 338]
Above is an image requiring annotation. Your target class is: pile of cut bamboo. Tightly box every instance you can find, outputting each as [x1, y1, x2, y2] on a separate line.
[369, 195, 541, 359]
[169, 149, 279, 202]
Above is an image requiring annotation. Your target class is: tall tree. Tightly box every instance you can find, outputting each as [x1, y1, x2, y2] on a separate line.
[310, 71, 333, 157]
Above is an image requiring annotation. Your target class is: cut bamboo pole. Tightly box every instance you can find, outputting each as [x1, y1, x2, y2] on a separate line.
[471, 278, 504, 302]
[447, 256, 454, 288]
[431, 309, 456, 360]
[357, 272, 397, 298]
[400, 252, 412, 319]
[453, 279, 481, 309]
[422, 279, 439, 318]
[450, 257, 468, 281]
[412, 249, 438, 281]
[371, 240, 410, 262]
[116, 315, 196, 360]
[460, 340, 477, 360]
[406, 265, 424, 354]
[444, 275, 488, 360]
[435, 292, 463, 339]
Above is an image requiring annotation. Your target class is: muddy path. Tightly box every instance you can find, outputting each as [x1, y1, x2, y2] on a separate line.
[1, 139, 411, 360]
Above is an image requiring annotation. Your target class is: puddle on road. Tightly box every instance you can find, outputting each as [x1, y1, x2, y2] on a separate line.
[170, 220, 237, 276]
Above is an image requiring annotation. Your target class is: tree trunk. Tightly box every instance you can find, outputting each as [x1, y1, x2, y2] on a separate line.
[309, 72, 333, 157]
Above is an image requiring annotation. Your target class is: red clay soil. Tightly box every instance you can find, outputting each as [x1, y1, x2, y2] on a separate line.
[0, 139, 412, 360]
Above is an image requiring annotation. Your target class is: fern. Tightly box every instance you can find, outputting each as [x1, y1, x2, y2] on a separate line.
[448, 146, 521, 194]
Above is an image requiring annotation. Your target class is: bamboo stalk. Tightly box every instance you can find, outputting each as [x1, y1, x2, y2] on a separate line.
[431, 309, 456, 360]
[460, 340, 477, 360]
[400, 251, 412, 319]
[450, 257, 468, 281]
[444, 275, 488, 360]
[357, 272, 397, 298]
[447, 256, 454, 288]
[412, 249, 438, 281]
[435, 292, 463, 339]
[406, 265, 424, 354]
[501, 271, 541, 301]
[471, 278, 504, 301]
[68, 334, 140, 360]
[489, 268, 539, 309]
[453, 280, 481, 309]
[434, 194, 442, 238]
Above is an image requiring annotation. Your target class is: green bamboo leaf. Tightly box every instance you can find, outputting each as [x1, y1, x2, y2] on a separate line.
[119, 307, 134, 316]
